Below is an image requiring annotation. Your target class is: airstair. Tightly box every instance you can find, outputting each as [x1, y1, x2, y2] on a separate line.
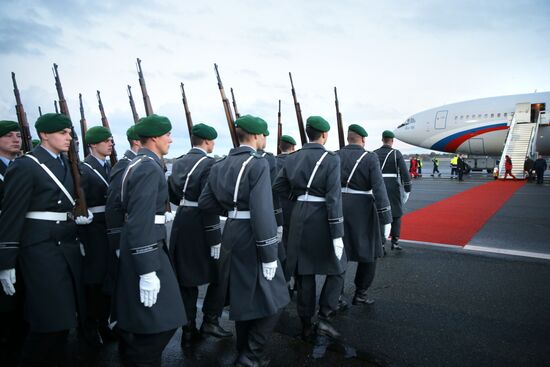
[498, 103, 541, 179]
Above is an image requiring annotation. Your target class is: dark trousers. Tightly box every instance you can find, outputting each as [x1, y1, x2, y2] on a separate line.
[180, 286, 199, 323]
[235, 310, 281, 364]
[458, 169, 464, 181]
[201, 244, 231, 319]
[19, 330, 70, 367]
[390, 216, 402, 243]
[536, 168, 545, 184]
[432, 165, 440, 174]
[0, 303, 27, 366]
[354, 261, 377, 291]
[118, 329, 176, 367]
[297, 273, 344, 318]
[84, 284, 110, 329]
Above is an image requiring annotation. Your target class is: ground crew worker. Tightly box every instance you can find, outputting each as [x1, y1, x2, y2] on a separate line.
[374, 130, 412, 252]
[450, 155, 458, 179]
[199, 115, 289, 366]
[114, 114, 186, 366]
[104, 125, 142, 300]
[416, 155, 423, 177]
[276, 134, 297, 280]
[78, 126, 115, 354]
[409, 156, 418, 178]
[273, 116, 345, 341]
[431, 157, 441, 177]
[534, 154, 547, 184]
[338, 124, 392, 305]
[457, 154, 466, 181]
[0, 120, 26, 366]
[0, 113, 87, 366]
[503, 155, 516, 180]
[167, 123, 231, 350]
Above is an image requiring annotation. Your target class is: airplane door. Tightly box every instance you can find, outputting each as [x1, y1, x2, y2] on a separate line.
[434, 110, 448, 129]
[468, 138, 485, 155]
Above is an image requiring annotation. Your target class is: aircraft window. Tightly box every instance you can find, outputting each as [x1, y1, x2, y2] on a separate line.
[478, 114, 481, 118]
[455, 116, 458, 120]
[460, 115, 463, 119]
[466, 115, 469, 118]
[484, 114, 488, 118]
[490, 113, 494, 118]
[504, 113, 507, 117]
[497, 113, 501, 117]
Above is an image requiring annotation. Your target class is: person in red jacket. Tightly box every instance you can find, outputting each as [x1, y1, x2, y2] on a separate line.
[504, 155, 516, 180]
[409, 157, 418, 178]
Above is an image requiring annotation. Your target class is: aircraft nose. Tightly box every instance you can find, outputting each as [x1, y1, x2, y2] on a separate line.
[393, 117, 416, 144]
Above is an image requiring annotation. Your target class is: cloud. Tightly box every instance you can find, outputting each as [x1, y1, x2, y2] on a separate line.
[0, 17, 61, 55]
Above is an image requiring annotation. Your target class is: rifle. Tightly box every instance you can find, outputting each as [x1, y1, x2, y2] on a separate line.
[52, 63, 88, 216]
[127, 85, 140, 123]
[54, 100, 59, 113]
[136, 58, 153, 116]
[180, 83, 194, 146]
[230, 88, 241, 119]
[38, 106, 43, 117]
[334, 87, 345, 149]
[289, 72, 307, 146]
[78, 93, 90, 157]
[214, 63, 238, 148]
[97, 90, 118, 165]
[277, 100, 282, 155]
[11, 72, 33, 153]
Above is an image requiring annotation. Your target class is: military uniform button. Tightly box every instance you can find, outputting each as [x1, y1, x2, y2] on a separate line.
[57, 241, 61, 245]
[57, 200, 62, 204]
[56, 221, 60, 224]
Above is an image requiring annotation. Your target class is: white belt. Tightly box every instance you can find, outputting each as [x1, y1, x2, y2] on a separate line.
[26, 211, 70, 221]
[227, 210, 251, 219]
[341, 188, 373, 195]
[89, 205, 106, 214]
[297, 194, 326, 202]
[154, 215, 166, 224]
[382, 173, 398, 178]
[179, 199, 199, 207]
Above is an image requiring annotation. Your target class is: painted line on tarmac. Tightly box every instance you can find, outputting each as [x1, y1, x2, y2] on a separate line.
[400, 239, 462, 250]
[463, 245, 550, 261]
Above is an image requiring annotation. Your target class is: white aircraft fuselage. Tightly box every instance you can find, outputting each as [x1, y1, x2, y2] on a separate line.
[394, 92, 550, 156]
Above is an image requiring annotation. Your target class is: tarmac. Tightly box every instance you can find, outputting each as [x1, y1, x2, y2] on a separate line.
[96, 166, 550, 367]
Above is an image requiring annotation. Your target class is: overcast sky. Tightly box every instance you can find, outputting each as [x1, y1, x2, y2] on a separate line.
[1, 0, 549, 157]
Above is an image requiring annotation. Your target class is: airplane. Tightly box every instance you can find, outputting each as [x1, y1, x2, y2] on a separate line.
[394, 92, 550, 156]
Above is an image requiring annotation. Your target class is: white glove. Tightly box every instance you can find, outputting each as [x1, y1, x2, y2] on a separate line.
[164, 211, 175, 223]
[139, 271, 160, 308]
[115, 249, 120, 258]
[80, 243, 86, 256]
[384, 224, 391, 239]
[276, 226, 283, 243]
[262, 260, 277, 281]
[211, 244, 221, 260]
[75, 210, 94, 225]
[0, 269, 16, 296]
[402, 192, 410, 204]
[333, 237, 344, 260]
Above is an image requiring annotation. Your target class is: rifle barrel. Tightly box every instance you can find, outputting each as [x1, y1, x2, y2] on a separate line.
[180, 82, 194, 146]
[97, 90, 118, 165]
[289, 72, 307, 146]
[79, 93, 90, 157]
[277, 99, 282, 155]
[136, 58, 154, 116]
[334, 87, 345, 149]
[11, 72, 33, 152]
[214, 63, 238, 148]
[127, 85, 140, 123]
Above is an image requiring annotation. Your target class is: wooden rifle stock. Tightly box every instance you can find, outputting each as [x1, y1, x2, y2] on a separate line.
[52, 63, 88, 216]
[11, 72, 33, 153]
[334, 87, 345, 149]
[127, 85, 140, 123]
[97, 91, 118, 165]
[230, 88, 241, 119]
[214, 63, 238, 148]
[180, 83, 194, 146]
[277, 100, 282, 155]
[78, 93, 90, 157]
[289, 72, 307, 146]
[136, 58, 154, 116]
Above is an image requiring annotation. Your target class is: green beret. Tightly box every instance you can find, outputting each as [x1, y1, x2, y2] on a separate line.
[35, 113, 72, 134]
[192, 123, 218, 140]
[235, 115, 264, 135]
[255, 117, 270, 136]
[349, 124, 368, 138]
[0, 120, 20, 137]
[306, 116, 330, 132]
[280, 135, 296, 145]
[32, 139, 40, 148]
[86, 126, 112, 145]
[134, 114, 172, 137]
[126, 125, 139, 141]
[382, 130, 395, 139]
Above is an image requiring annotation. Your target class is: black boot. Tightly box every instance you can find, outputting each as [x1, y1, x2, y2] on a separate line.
[336, 295, 349, 313]
[391, 238, 403, 251]
[200, 314, 233, 338]
[181, 320, 200, 349]
[317, 311, 340, 339]
[352, 289, 374, 305]
[300, 316, 315, 342]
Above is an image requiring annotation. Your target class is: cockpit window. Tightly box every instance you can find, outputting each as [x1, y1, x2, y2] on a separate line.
[398, 117, 416, 129]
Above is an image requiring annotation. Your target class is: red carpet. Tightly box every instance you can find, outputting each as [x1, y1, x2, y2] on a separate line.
[401, 180, 525, 246]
